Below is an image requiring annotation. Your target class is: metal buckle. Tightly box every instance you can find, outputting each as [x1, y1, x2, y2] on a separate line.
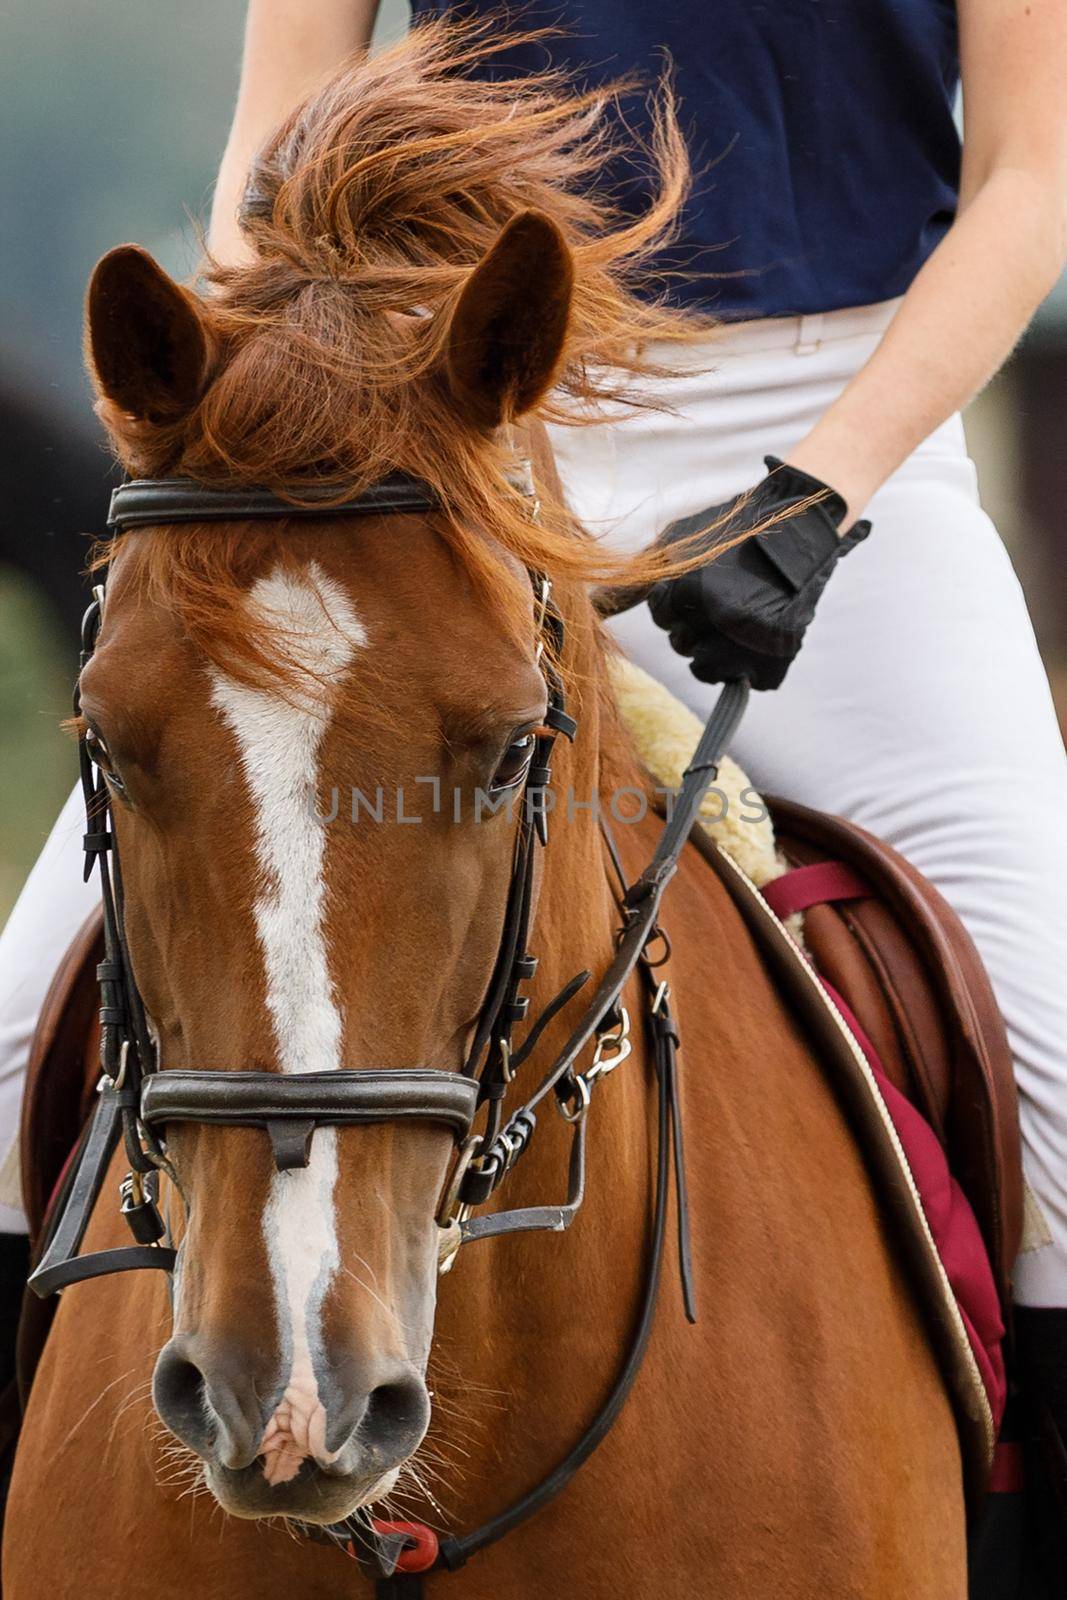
[103, 1038, 129, 1092]
[437, 1219, 463, 1275]
[585, 1006, 632, 1085]
[497, 1119, 535, 1172]
[434, 1133, 482, 1230]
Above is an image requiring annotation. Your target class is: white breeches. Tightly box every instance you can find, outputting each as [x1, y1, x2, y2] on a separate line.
[0, 781, 99, 1231]
[547, 299, 1067, 1308]
[1, 300, 1066, 1309]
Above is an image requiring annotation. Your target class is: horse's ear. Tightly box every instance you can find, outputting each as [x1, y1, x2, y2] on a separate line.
[444, 210, 574, 430]
[86, 245, 214, 422]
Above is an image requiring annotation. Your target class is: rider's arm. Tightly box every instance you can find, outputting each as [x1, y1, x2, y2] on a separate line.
[209, 0, 382, 265]
[784, 0, 1067, 528]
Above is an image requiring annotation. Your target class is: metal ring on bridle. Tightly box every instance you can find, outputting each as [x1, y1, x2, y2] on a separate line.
[586, 1006, 632, 1085]
[641, 925, 672, 969]
[556, 1073, 591, 1125]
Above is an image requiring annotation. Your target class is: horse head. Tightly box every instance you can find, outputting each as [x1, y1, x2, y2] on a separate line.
[72, 23, 702, 1526]
[80, 232, 584, 1522]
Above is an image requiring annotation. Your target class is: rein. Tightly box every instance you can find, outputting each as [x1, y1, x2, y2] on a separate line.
[27, 469, 749, 1589]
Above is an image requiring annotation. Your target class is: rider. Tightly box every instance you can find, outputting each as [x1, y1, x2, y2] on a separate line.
[2, 0, 1067, 1518]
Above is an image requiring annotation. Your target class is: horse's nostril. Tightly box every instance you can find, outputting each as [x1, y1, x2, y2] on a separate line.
[152, 1347, 212, 1454]
[361, 1375, 430, 1456]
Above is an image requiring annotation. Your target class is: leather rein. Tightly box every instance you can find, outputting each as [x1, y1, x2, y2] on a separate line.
[28, 468, 749, 1589]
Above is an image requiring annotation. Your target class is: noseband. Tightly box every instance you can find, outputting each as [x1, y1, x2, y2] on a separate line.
[28, 464, 748, 1585]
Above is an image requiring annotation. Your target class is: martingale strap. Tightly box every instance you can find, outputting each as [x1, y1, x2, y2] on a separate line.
[437, 964, 686, 1575]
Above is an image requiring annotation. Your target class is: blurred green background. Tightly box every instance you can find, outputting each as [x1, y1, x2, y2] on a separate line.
[0, 0, 407, 920]
[2, 0, 1065, 924]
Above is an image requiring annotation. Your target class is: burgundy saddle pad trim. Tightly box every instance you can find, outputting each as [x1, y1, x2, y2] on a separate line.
[762, 860, 868, 922]
[823, 976, 1007, 1430]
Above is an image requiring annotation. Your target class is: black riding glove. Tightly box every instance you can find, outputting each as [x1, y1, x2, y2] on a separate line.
[647, 456, 871, 690]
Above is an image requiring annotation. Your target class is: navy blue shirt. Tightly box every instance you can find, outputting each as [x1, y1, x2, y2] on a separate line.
[408, 1, 962, 319]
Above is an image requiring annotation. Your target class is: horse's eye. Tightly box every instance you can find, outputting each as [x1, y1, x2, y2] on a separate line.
[85, 726, 127, 795]
[490, 732, 536, 793]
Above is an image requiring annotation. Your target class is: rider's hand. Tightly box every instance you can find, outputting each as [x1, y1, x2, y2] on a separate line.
[647, 457, 871, 690]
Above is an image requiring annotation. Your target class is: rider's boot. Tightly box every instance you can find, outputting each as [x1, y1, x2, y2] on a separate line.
[0, 1233, 28, 1391]
[0, 1231, 29, 1518]
[1014, 1306, 1067, 1579]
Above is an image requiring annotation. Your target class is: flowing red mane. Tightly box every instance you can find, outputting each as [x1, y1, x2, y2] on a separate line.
[92, 19, 723, 691]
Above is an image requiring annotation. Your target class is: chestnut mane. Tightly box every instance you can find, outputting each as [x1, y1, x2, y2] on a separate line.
[94, 18, 721, 691]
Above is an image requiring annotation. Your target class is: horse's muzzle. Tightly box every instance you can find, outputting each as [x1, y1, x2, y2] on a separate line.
[152, 1334, 430, 1520]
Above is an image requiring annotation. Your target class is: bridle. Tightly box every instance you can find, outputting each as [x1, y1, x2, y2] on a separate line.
[28, 467, 748, 1590]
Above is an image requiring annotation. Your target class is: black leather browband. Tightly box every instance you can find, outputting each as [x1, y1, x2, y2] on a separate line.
[107, 475, 440, 531]
[141, 1070, 479, 1171]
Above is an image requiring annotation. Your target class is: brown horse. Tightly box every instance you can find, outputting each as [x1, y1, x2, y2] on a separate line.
[4, 24, 965, 1597]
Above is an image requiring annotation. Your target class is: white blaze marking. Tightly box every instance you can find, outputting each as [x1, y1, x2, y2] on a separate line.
[210, 561, 364, 1483]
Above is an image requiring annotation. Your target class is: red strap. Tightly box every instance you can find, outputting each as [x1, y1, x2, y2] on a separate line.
[370, 1520, 440, 1574]
[762, 860, 869, 922]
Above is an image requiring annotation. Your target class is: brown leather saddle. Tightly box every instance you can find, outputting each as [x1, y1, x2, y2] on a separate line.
[20, 794, 1023, 1302]
[766, 794, 1023, 1305]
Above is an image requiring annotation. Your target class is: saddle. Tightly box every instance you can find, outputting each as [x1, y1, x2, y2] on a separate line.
[764, 794, 1023, 1303]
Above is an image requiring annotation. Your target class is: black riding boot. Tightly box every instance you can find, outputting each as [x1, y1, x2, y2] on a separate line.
[969, 1307, 1067, 1599]
[0, 1231, 29, 1526]
[1015, 1307, 1067, 1546]
[0, 1233, 29, 1396]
